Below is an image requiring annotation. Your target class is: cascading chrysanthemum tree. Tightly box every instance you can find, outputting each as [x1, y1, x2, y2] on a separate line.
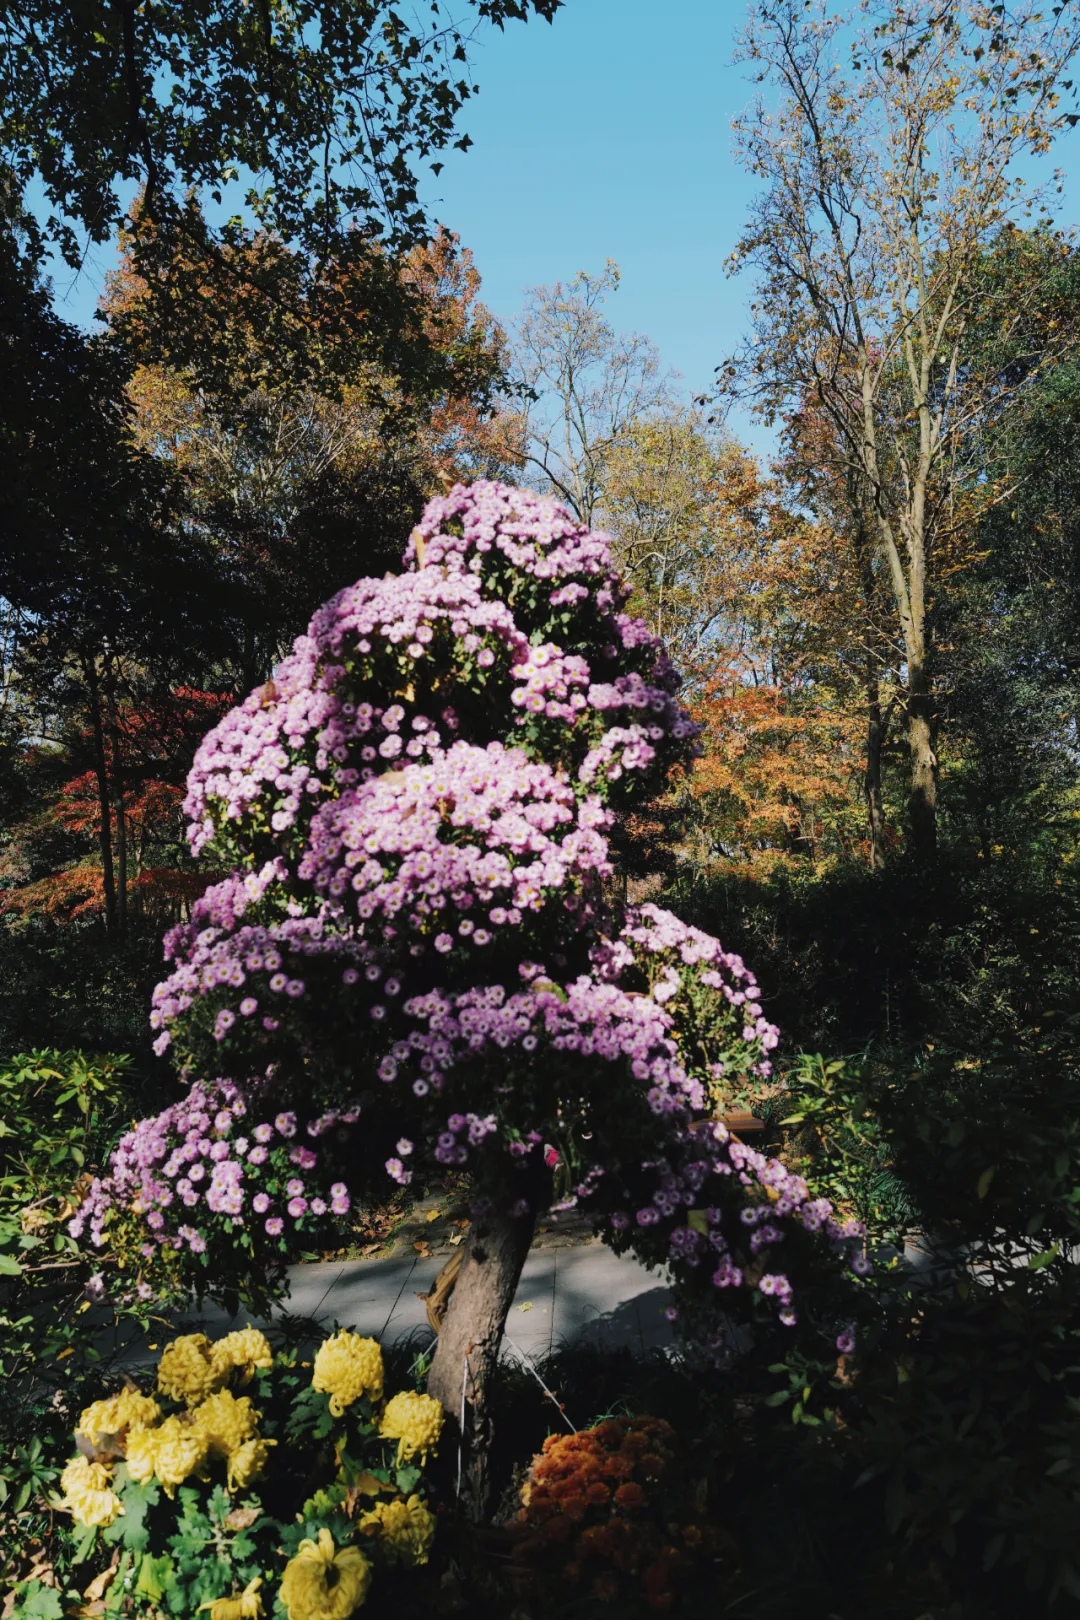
[76, 483, 866, 1514]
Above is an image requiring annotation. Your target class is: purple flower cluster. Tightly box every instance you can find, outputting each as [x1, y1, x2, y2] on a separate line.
[299, 741, 611, 956]
[377, 973, 703, 1120]
[151, 901, 368, 1057]
[510, 643, 591, 723]
[69, 1081, 355, 1261]
[601, 1117, 867, 1336]
[184, 483, 700, 871]
[593, 903, 780, 1081]
[87, 483, 866, 1357]
[405, 480, 626, 598]
[183, 570, 527, 857]
[435, 1110, 498, 1165]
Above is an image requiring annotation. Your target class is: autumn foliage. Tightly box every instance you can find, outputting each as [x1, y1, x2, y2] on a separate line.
[1, 689, 228, 928]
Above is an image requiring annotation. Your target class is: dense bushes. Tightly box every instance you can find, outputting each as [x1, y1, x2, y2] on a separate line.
[670, 846, 1080, 1053]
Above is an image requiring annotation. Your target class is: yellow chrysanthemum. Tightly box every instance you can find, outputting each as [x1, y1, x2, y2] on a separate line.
[78, 1387, 161, 1445]
[211, 1328, 274, 1384]
[157, 1333, 227, 1406]
[378, 1391, 444, 1466]
[193, 1389, 260, 1457]
[226, 1436, 275, 1493]
[124, 1426, 162, 1486]
[197, 1576, 264, 1620]
[311, 1332, 384, 1417]
[279, 1528, 371, 1620]
[150, 1414, 209, 1497]
[61, 1455, 124, 1529]
[357, 1494, 435, 1567]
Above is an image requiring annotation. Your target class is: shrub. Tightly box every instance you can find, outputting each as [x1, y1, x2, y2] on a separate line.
[0, 1048, 145, 1570]
[509, 1416, 720, 1614]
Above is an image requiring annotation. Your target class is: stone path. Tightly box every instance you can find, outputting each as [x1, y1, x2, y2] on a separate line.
[109, 1241, 675, 1368]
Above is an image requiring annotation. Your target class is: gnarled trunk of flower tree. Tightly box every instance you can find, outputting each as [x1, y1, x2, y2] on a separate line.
[427, 1172, 546, 1520]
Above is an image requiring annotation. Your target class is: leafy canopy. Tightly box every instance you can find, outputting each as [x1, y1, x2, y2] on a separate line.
[1, 0, 563, 266]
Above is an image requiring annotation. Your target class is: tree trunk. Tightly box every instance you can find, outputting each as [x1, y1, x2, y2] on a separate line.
[906, 665, 937, 865]
[426, 1187, 541, 1520]
[864, 675, 887, 872]
[84, 657, 117, 936]
[105, 674, 128, 936]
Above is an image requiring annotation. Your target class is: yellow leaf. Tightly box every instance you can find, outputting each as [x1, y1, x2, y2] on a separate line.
[426, 1209, 441, 1222]
[976, 1167, 995, 1199]
[517, 1302, 533, 1312]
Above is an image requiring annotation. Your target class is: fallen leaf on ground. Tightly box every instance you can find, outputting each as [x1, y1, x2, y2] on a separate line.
[224, 1507, 260, 1532]
[82, 1550, 120, 1600]
[517, 1302, 533, 1312]
[426, 1209, 441, 1222]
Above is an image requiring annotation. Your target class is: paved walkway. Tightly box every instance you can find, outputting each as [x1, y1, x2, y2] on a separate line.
[114, 1242, 675, 1367]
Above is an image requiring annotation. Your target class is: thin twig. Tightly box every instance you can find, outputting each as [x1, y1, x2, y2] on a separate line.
[502, 1333, 576, 1432]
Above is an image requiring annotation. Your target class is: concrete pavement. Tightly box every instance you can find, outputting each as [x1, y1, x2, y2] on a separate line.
[114, 1240, 675, 1367]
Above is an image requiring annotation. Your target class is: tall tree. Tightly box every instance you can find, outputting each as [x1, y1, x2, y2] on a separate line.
[939, 236, 1080, 861]
[724, 0, 1080, 863]
[0, 1, 561, 266]
[0, 233, 230, 938]
[0, 2, 562, 395]
[777, 401, 901, 870]
[599, 409, 736, 681]
[104, 225, 523, 679]
[512, 262, 673, 523]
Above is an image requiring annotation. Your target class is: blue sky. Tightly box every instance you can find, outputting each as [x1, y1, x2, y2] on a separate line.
[42, 0, 1080, 461]
[423, 0, 761, 419]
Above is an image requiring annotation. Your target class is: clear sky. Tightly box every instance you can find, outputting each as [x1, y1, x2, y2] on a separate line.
[42, 0, 1080, 462]
[423, 0, 762, 425]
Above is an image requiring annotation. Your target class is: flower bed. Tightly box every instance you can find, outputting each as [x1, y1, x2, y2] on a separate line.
[44, 1328, 443, 1618]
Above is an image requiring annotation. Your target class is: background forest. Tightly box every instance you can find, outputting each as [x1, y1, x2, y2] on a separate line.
[4, 0, 1080, 1616]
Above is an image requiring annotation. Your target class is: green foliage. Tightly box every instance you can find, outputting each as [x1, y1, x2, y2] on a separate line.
[0, 1436, 59, 1516]
[0, 1046, 147, 1587]
[669, 844, 1080, 1054]
[0, 1047, 133, 1284]
[1, 1, 563, 264]
[775, 1024, 1080, 1613]
[8, 1583, 63, 1620]
[771, 1052, 915, 1240]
